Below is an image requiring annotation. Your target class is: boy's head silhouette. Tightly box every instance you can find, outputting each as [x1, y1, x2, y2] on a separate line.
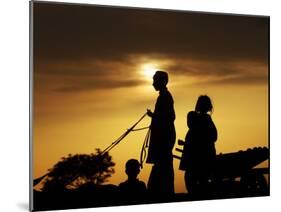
[195, 95, 213, 114]
[153, 71, 168, 91]
[125, 159, 141, 179]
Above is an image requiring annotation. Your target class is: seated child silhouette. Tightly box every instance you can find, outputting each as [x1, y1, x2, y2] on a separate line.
[119, 159, 147, 198]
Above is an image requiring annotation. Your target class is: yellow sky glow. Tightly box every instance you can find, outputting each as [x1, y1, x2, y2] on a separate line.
[33, 58, 268, 193]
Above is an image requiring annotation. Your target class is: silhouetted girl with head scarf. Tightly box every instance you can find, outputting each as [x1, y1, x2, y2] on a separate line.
[179, 95, 217, 196]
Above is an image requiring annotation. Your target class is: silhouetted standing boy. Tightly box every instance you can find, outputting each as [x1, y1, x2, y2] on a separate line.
[146, 71, 176, 197]
[119, 159, 146, 199]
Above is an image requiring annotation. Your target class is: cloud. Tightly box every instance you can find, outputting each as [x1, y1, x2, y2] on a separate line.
[53, 78, 145, 92]
[34, 2, 269, 63]
[207, 75, 268, 85]
[165, 58, 268, 85]
[35, 59, 136, 77]
[33, 2, 268, 92]
[34, 55, 268, 94]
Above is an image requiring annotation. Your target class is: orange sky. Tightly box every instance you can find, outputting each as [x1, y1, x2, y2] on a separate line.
[32, 2, 269, 193]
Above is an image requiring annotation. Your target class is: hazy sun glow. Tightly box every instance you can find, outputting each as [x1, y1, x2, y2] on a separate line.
[141, 63, 158, 80]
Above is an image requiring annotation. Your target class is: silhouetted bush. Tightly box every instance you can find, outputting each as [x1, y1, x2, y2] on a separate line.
[41, 149, 115, 192]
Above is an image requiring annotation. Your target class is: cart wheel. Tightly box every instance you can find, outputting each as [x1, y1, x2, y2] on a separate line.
[240, 173, 268, 195]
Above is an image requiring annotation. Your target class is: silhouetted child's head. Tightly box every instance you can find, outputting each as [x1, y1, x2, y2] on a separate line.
[153, 71, 168, 91]
[195, 95, 213, 114]
[125, 159, 141, 179]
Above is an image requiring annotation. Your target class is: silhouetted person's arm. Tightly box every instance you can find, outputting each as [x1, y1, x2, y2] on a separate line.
[205, 114, 217, 143]
[152, 89, 175, 126]
[147, 109, 153, 117]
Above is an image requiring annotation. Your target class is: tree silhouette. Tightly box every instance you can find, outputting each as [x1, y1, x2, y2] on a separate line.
[41, 149, 115, 192]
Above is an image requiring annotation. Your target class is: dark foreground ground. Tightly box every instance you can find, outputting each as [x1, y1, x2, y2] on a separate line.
[32, 183, 269, 211]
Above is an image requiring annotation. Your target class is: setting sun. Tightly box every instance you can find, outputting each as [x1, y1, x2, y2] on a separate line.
[142, 63, 158, 80]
